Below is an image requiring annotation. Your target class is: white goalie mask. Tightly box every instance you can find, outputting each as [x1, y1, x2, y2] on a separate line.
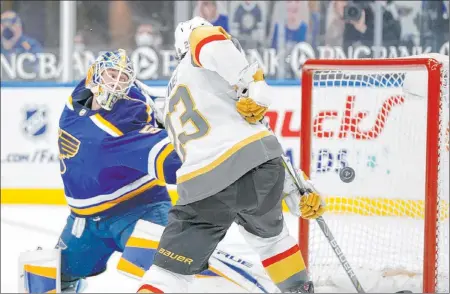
[85, 49, 136, 110]
[174, 16, 212, 60]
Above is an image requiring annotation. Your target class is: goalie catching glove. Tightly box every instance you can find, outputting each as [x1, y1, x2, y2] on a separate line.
[235, 63, 270, 124]
[283, 170, 326, 219]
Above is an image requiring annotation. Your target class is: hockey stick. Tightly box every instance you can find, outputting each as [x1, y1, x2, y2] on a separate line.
[212, 249, 280, 293]
[260, 118, 366, 294]
[262, 120, 411, 294]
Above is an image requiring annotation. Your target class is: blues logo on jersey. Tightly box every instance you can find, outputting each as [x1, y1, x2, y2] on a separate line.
[58, 129, 80, 174]
[58, 79, 181, 217]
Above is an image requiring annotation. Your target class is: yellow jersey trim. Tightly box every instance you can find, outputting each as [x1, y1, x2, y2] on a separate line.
[69, 179, 164, 215]
[156, 144, 175, 182]
[177, 130, 271, 184]
[189, 26, 230, 67]
[91, 113, 124, 137]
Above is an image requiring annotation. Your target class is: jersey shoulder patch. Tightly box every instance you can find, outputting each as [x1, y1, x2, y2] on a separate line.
[189, 26, 231, 67]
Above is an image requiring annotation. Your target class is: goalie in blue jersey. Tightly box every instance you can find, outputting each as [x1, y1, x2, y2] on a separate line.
[55, 49, 183, 292]
[19, 49, 181, 293]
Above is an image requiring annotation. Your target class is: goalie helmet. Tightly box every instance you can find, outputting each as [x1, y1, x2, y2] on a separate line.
[85, 49, 136, 110]
[174, 16, 212, 60]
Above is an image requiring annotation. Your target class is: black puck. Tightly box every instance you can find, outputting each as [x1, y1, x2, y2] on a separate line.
[340, 167, 355, 183]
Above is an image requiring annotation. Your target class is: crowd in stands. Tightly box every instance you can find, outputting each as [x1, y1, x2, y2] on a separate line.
[1, 0, 449, 80]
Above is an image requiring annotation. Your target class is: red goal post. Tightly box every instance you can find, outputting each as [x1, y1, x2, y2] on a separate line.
[299, 56, 448, 293]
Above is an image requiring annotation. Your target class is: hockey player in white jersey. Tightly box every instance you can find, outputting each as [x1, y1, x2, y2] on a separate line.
[138, 17, 325, 293]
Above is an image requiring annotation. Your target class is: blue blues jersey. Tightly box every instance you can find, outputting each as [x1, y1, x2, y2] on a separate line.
[0, 34, 43, 56]
[271, 23, 308, 50]
[58, 79, 181, 217]
[232, 4, 262, 35]
[1, 35, 43, 74]
[212, 14, 229, 32]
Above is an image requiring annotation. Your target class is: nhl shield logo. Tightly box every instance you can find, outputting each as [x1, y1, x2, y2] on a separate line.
[22, 106, 48, 138]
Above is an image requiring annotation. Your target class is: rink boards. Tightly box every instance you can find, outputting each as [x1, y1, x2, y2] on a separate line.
[0, 84, 302, 210]
[1, 82, 448, 219]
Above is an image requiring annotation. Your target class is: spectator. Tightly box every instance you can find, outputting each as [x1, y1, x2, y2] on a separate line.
[378, 1, 401, 47]
[109, 1, 133, 50]
[307, 1, 320, 47]
[325, 1, 400, 50]
[1, 10, 42, 56]
[394, 1, 421, 47]
[342, 1, 375, 48]
[110, 1, 174, 51]
[229, 1, 267, 50]
[420, 0, 449, 52]
[195, 1, 229, 32]
[134, 21, 163, 50]
[1, 10, 42, 79]
[271, 1, 309, 51]
[324, 1, 347, 47]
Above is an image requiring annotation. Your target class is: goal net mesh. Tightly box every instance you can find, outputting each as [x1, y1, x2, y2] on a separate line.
[304, 58, 449, 293]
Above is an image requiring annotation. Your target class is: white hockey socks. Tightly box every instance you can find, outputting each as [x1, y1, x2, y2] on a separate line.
[239, 222, 309, 292]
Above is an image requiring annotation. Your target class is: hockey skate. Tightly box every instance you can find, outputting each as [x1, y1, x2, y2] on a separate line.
[287, 281, 314, 293]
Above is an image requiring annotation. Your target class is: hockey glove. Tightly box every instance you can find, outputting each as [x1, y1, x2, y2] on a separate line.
[235, 68, 269, 124]
[283, 170, 326, 220]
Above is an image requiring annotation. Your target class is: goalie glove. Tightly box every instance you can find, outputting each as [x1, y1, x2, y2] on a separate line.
[235, 63, 270, 124]
[283, 170, 326, 220]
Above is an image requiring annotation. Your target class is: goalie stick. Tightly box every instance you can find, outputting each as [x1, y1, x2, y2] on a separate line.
[135, 80, 412, 294]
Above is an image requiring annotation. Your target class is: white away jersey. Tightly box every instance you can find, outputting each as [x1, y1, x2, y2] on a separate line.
[164, 29, 282, 204]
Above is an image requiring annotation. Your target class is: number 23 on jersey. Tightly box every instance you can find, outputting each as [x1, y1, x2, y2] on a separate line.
[164, 85, 210, 161]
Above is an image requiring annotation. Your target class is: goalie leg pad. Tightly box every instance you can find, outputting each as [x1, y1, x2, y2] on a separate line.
[19, 248, 61, 293]
[117, 219, 165, 279]
[139, 265, 193, 293]
[239, 222, 309, 292]
[111, 201, 170, 279]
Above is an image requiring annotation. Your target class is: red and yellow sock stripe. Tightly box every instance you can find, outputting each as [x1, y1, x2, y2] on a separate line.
[262, 244, 306, 284]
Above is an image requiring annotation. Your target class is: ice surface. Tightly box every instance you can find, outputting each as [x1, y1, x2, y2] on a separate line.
[1, 205, 296, 293]
[1, 205, 435, 293]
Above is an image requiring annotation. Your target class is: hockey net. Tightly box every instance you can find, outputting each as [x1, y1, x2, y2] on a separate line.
[299, 54, 449, 293]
